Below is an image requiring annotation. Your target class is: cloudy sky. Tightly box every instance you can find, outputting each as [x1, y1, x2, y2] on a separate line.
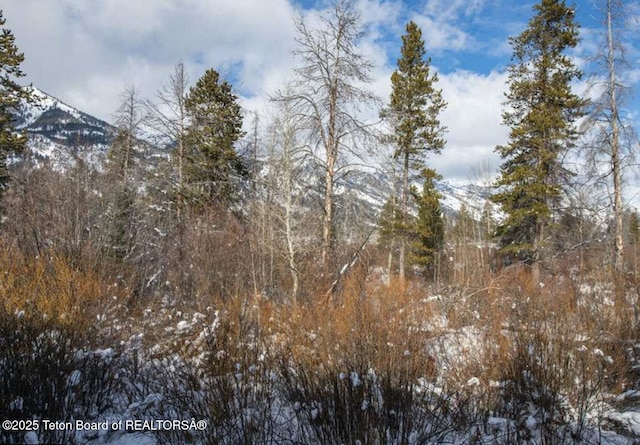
[3, 0, 639, 183]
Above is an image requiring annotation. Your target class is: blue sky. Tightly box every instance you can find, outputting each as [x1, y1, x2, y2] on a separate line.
[3, 0, 639, 185]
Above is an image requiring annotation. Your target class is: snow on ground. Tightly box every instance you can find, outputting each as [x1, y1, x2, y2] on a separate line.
[606, 408, 640, 437]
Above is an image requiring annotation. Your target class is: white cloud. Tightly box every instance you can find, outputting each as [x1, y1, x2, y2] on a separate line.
[422, 0, 485, 21]
[4, 0, 297, 121]
[356, 0, 403, 35]
[411, 15, 471, 52]
[429, 69, 508, 181]
[440, 70, 508, 146]
[408, 0, 488, 52]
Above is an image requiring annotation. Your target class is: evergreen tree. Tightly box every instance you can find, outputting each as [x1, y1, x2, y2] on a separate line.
[382, 21, 447, 278]
[103, 181, 137, 262]
[0, 10, 32, 196]
[491, 0, 585, 264]
[409, 168, 444, 271]
[185, 68, 246, 205]
[103, 135, 139, 263]
[103, 86, 145, 265]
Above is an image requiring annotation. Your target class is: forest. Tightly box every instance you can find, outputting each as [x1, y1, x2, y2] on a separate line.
[1, 0, 640, 443]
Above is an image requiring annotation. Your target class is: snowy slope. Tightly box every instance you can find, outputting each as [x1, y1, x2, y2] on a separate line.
[15, 88, 90, 129]
[11, 88, 116, 168]
[338, 167, 496, 222]
[11, 87, 173, 174]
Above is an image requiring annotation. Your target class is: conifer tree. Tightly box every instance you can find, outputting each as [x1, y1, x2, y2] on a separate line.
[491, 0, 585, 264]
[382, 21, 447, 278]
[185, 68, 246, 205]
[409, 168, 444, 272]
[0, 10, 32, 196]
[103, 181, 136, 262]
[103, 87, 145, 263]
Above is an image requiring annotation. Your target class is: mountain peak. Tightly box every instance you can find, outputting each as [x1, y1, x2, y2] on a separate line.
[14, 87, 115, 150]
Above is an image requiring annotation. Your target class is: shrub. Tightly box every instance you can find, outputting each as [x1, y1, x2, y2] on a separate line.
[0, 245, 122, 444]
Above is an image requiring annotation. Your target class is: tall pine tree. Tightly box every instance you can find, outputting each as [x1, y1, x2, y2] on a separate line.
[491, 0, 585, 264]
[185, 68, 246, 206]
[382, 21, 447, 279]
[0, 10, 32, 197]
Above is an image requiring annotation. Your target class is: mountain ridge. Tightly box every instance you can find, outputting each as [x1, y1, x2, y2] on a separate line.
[12, 87, 494, 219]
[15, 87, 116, 147]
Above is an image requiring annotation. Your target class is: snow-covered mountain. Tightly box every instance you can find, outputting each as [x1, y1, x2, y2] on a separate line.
[438, 181, 496, 219]
[12, 87, 493, 220]
[14, 87, 115, 144]
[12, 87, 116, 168]
[336, 167, 494, 222]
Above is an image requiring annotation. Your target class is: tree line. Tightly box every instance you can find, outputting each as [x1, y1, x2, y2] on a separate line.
[0, 0, 637, 301]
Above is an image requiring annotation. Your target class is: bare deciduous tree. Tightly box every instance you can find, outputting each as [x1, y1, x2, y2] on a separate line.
[271, 98, 308, 300]
[251, 94, 311, 300]
[145, 62, 190, 221]
[273, 0, 379, 271]
[584, 0, 637, 283]
[109, 85, 145, 181]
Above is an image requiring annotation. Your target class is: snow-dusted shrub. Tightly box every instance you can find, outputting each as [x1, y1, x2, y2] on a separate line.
[0, 246, 123, 444]
[279, 360, 465, 445]
[131, 357, 280, 445]
[129, 302, 282, 445]
[0, 313, 77, 444]
[0, 311, 123, 445]
[486, 313, 613, 444]
[270, 279, 469, 444]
